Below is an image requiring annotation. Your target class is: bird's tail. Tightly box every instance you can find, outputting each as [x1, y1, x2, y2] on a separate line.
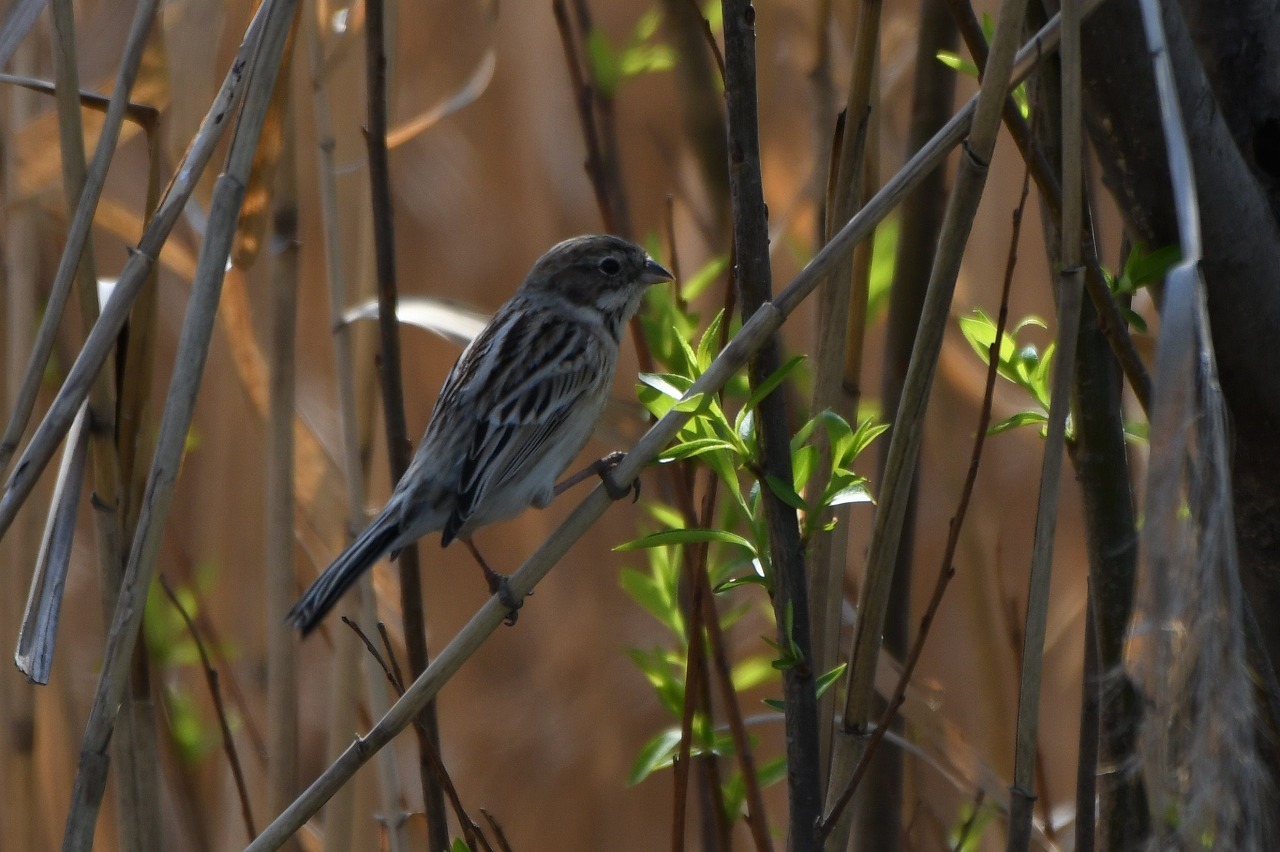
[287, 510, 400, 635]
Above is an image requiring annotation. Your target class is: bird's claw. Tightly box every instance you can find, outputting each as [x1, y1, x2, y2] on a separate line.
[488, 572, 523, 625]
[598, 451, 640, 503]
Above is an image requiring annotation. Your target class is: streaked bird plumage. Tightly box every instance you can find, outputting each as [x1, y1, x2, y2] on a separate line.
[288, 235, 672, 634]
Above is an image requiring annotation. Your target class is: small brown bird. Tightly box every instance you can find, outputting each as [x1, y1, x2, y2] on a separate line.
[288, 235, 673, 634]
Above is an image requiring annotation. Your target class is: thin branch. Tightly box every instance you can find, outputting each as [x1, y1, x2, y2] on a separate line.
[1007, 0, 1086, 843]
[159, 576, 257, 841]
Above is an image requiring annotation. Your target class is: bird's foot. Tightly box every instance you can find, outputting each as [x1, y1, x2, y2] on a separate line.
[484, 565, 523, 625]
[596, 451, 640, 502]
[552, 451, 640, 502]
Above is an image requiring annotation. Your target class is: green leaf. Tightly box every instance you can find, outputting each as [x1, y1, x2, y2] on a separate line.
[696, 310, 725, 371]
[764, 474, 806, 512]
[619, 43, 676, 78]
[1120, 242, 1181, 293]
[633, 7, 662, 41]
[616, 528, 756, 554]
[620, 568, 683, 635]
[816, 663, 847, 698]
[658, 437, 737, 462]
[827, 480, 872, 507]
[865, 217, 900, 324]
[936, 50, 978, 77]
[762, 697, 784, 712]
[988, 410, 1049, 435]
[682, 255, 728, 300]
[638, 372, 692, 400]
[451, 839, 470, 852]
[628, 728, 684, 785]
[672, 391, 708, 413]
[739, 354, 806, 421]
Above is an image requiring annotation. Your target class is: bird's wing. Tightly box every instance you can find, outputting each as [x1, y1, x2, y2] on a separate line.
[438, 304, 609, 543]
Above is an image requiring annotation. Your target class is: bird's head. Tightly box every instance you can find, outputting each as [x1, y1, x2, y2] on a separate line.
[521, 234, 674, 324]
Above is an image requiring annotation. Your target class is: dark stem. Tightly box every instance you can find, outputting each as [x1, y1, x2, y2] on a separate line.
[721, 1, 822, 847]
[159, 575, 257, 841]
[362, 2, 449, 847]
[1074, 596, 1099, 852]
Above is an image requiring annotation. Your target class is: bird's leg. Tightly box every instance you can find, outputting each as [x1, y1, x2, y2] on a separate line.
[463, 538, 521, 625]
[553, 450, 639, 502]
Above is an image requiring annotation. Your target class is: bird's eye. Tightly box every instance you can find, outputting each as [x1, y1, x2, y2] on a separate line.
[598, 256, 622, 276]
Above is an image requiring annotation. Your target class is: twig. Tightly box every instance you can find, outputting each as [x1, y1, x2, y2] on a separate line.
[362, 1, 449, 846]
[0, 72, 159, 126]
[342, 619, 494, 852]
[951, 789, 988, 852]
[159, 576, 257, 841]
[304, 7, 408, 847]
[265, 67, 301, 827]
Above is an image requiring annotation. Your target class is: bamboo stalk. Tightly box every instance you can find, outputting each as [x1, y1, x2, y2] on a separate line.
[808, 3, 881, 804]
[58, 3, 300, 847]
[266, 72, 301, 841]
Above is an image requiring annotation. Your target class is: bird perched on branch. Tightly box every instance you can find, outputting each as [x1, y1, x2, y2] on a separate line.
[288, 234, 673, 634]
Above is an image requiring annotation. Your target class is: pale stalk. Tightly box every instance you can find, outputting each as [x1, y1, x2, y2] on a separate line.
[266, 82, 301, 837]
[1005, 0, 1085, 846]
[1, 37, 44, 852]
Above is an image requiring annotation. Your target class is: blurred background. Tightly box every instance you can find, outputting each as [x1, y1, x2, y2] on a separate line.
[0, 0, 1139, 849]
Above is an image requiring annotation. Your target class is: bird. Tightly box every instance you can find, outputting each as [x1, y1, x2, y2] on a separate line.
[288, 235, 673, 635]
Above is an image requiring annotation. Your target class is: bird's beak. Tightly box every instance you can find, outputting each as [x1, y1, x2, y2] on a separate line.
[641, 257, 675, 286]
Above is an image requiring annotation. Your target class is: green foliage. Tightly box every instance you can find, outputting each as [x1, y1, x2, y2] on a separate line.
[617, 253, 884, 817]
[958, 309, 1056, 437]
[586, 9, 675, 99]
[936, 14, 1030, 119]
[144, 565, 232, 765]
[866, 216, 901, 325]
[1104, 241, 1180, 332]
[948, 800, 996, 851]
